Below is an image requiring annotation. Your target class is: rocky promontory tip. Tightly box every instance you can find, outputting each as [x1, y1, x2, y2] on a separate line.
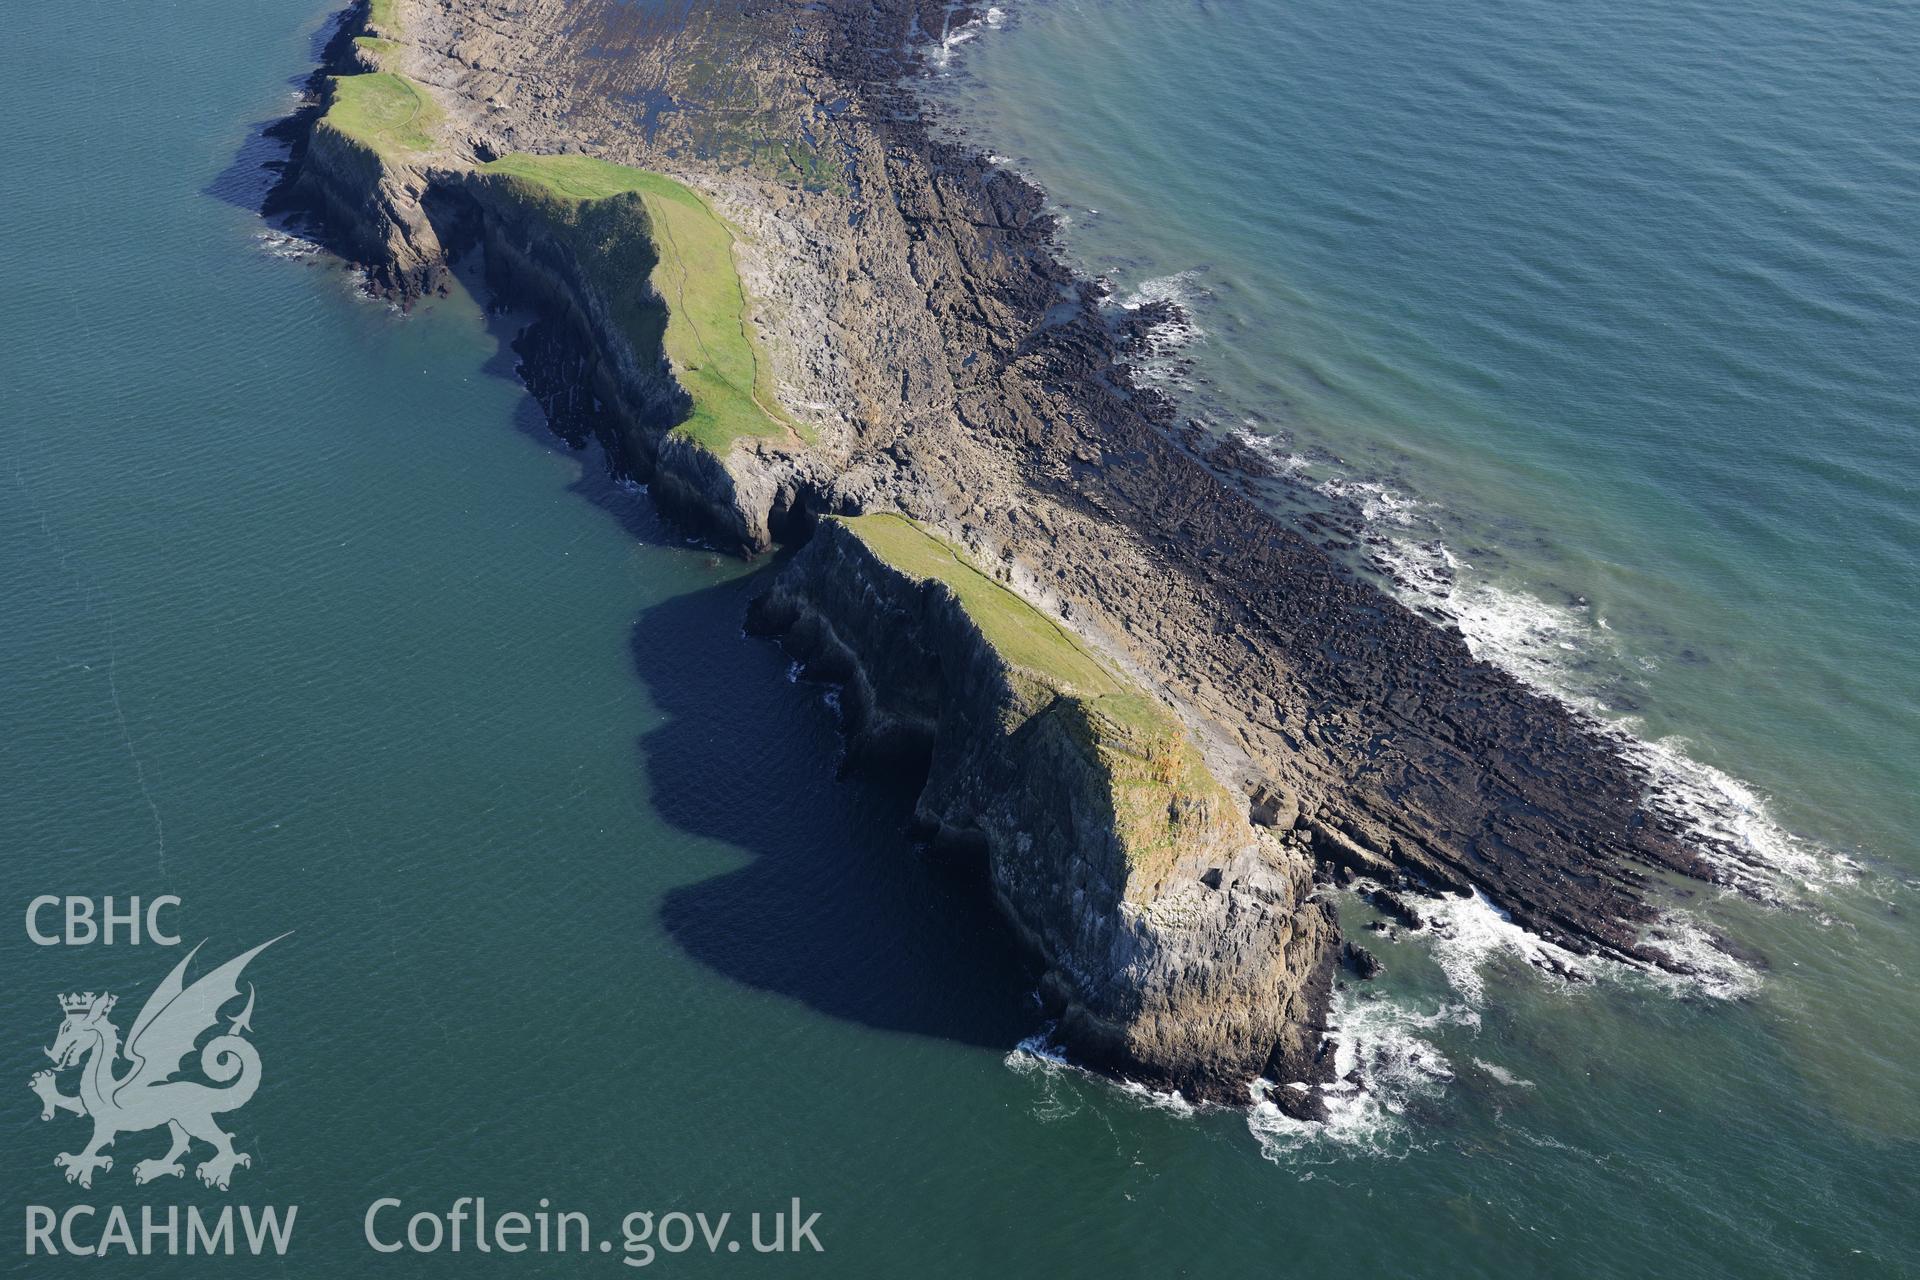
[749, 515, 1338, 1106]
[266, 0, 1736, 1106]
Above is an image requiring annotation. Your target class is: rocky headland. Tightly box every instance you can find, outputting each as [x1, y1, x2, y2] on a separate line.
[269, 0, 1731, 1111]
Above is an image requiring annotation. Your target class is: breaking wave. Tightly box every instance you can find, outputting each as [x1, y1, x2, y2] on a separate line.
[1207, 415, 1848, 911]
[1118, 270, 1208, 387]
[1230, 426, 1312, 476]
[928, 3, 1009, 69]
[1411, 887, 1584, 1006]
[995, 422, 1818, 1159]
[1472, 1058, 1535, 1089]
[1249, 988, 1463, 1163]
[1326, 470, 1847, 905]
[1003, 1027, 1198, 1119]
[1001, 877, 1750, 1162]
[1254, 875, 1763, 1160]
[255, 227, 322, 261]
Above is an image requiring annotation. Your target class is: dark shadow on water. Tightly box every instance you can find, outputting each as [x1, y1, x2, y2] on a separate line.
[630, 573, 1041, 1050]
[204, 116, 302, 217]
[205, 6, 352, 218]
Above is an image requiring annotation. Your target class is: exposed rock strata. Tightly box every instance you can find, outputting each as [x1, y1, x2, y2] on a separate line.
[269, 0, 1733, 1104]
[748, 517, 1336, 1106]
[282, 100, 448, 298]
[273, 32, 787, 551]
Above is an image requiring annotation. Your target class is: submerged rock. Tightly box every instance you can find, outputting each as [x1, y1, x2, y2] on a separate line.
[1341, 941, 1384, 980]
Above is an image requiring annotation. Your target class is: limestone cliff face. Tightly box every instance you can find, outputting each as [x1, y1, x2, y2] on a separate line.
[750, 518, 1337, 1106]
[284, 113, 447, 298]
[463, 178, 799, 553]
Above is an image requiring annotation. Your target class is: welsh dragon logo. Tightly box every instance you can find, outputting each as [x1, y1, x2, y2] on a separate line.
[29, 936, 285, 1191]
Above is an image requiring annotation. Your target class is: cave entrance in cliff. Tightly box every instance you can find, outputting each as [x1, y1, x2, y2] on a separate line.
[768, 486, 818, 548]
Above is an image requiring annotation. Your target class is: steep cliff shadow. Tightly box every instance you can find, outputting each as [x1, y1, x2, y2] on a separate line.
[459, 266, 705, 549]
[463, 274, 1039, 1048]
[205, 111, 311, 217]
[206, 11, 349, 216]
[630, 571, 1041, 1050]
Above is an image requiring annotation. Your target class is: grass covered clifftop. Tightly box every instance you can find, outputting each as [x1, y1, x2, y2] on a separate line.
[346, 0, 406, 76]
[364, 0, 401, 33]
[286, 72, 800, 542]
[833, 513, 1239, 882]
[302, 68, 796, 463]
[841, 512, 1119, 697]
[274, 0, 1338, 1099]
[317, 72, 441, 158]
[308, 0, 429, 156]
[753, 510, 1334, 1103]
[476, 154, 801, 455]
[286, 63, 451, 296]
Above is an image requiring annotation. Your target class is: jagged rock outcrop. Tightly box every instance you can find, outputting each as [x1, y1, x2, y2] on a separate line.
[748, 516, 1337, 1106]
[282, 107, 448, 297]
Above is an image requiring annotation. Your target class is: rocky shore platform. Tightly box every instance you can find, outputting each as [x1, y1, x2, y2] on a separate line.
[266, 0, 1731, 1112]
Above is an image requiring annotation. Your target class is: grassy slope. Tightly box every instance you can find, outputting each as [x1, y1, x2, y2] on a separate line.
[840, 512, 1232, 873]
[320, 72, 440, 157]
[842, 513, 1120, 695]
[478, 154, 798, 454]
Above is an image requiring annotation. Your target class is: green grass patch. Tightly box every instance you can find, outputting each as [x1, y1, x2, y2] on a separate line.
[476, 154, 800, 454]
[839, 512, 1233, 875]
[321, 72, 440, 157]
[365, 0, 400, 34]
[1081, 694, 1233, 868]
[353, 35, 402, 60]
[838, 513, 1122, 696]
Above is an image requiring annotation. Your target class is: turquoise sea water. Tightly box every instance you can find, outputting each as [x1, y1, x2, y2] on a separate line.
[934, 0, 1920, 1154]
[1, 0, 1915, 1275]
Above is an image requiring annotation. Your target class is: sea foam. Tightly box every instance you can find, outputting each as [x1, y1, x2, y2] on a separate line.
[1118, 270, 1208, 388]
[1335, 471, 1847, 907]
[928, 2, 1009, 69]
[1003, 1027, 1197, 1120]
[1249, 988, 1463, 1162]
